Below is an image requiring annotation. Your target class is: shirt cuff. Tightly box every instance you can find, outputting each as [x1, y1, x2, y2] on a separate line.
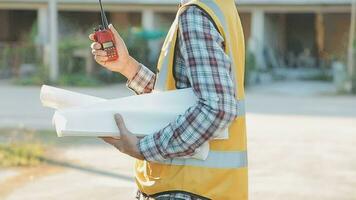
[126, 64, 155, 94]
[138, 133, 166, 162]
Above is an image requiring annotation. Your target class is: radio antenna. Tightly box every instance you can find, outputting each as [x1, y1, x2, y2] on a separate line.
[99, 0, 109, 29]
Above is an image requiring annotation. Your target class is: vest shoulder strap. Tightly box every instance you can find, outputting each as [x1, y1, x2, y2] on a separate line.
[180, 0, 227, 50]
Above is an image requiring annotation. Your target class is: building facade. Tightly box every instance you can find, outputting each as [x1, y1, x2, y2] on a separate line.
[0, 0, 353, 80]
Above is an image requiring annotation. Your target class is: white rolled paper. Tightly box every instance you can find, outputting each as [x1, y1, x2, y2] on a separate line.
[52, 88, 228, 139]
[40, 85, 230, 160]
[40, 85, 104, 109]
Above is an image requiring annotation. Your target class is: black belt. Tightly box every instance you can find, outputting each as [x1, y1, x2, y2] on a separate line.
[136, 190, 211, 200]
[136, 191, 155, 200]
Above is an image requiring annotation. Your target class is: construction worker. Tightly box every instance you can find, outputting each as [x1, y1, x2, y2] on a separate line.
[89, 0, 247, 199]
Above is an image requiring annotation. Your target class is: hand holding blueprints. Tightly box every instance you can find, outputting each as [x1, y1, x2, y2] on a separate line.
[41, 85, 228, 139]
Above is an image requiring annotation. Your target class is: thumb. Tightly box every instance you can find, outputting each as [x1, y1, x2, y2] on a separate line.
[114, 114, 129, 135]
[108, 24, 122, 44]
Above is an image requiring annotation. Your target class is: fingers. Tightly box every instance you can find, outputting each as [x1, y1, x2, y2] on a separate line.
[108, 24, 118, 34]
[91, 42, 101, 50]
[90, 37, 107, 64]
[100, 137, 116, 144]
[89, 33, 96, 42]
[100, 137, 124, 152]
[94, 55, 108, 63]
[92, 49, 107, 57]
[114, 114, 129, 134]
[91, 48, 108, 63]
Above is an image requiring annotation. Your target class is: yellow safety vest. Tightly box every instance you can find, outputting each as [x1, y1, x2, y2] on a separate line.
[135, 0, 247, 199]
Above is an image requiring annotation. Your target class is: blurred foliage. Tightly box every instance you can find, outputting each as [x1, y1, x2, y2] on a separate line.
[0, 127, 99, 167]
[97, 69, 127, 83]
[17, 20, 40, 66]
[14, 64, 49, 85]
[133, 29, 166, 40]
[58, 74, 102, 87]
[3, 15, 159, 87]
[0, 42, 38, 78]
[14, 76, 46, 86]
[121, 28, 153, 67]
[352, 39, 356, 94]
[300, 70, 333, 81]
[0, 143, 44, 167]
[0, 128, 86, 148]
[0, 44, 13, 73]
[0, 128, 45, 167]
[245, 51, 257, 86]
[58, 35, 88, 75]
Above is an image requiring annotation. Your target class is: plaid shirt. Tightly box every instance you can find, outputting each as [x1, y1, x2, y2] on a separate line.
[128, 5, 238, 200]
[128, 6, 238, 161]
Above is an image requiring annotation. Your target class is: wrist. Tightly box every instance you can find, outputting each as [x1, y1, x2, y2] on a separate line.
[135, 138, 145, 160]
[121, 56, 140, 81]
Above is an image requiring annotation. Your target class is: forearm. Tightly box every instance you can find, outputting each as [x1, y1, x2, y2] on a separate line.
[138, 96, 238, 161]
[121, 56, 140, 81]
[126, 63, 156, 94]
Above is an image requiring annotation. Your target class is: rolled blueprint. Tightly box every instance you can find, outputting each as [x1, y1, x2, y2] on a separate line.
[40, 85, 229, 160]
[40, 85, 104, 109]
[52, 88, 228, 139]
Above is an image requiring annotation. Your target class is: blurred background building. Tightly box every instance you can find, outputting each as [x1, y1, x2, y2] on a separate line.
[0, 0, 354, 89]
[1, 1, 356, 199]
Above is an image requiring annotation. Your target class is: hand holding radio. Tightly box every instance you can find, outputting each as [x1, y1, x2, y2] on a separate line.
[89, 25, 139, 80]
[89, 0, 139, 80]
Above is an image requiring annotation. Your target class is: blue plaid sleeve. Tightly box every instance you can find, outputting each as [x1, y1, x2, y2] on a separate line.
[138, 6, 239, 162]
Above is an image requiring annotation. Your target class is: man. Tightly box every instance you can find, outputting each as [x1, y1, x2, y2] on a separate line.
[89, 0, 247, 199]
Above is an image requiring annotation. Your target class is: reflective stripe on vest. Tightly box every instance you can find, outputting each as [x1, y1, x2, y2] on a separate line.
[161, 150, 247, 169]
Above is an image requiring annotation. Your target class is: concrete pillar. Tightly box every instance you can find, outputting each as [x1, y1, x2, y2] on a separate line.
[141, 10, 160, 64]
[37, 7, 50, 69]
[249, 9, 266, 70]
[49, 0, 59, 82]
[142, 10, 155, 31]
[37, 7, 49, 45]
[315, 12, 325, 61]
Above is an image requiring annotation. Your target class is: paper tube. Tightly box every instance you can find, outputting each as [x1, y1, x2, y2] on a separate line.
[52, 88, 228, 139]
[40, 85, 230, 160]
[40, 85, 104, 109]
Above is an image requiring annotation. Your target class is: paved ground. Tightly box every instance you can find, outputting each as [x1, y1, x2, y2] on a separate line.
[1, 80, 356, 200]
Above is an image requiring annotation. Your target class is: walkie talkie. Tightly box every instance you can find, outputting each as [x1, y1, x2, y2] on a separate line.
[94, 0, 118, 61]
